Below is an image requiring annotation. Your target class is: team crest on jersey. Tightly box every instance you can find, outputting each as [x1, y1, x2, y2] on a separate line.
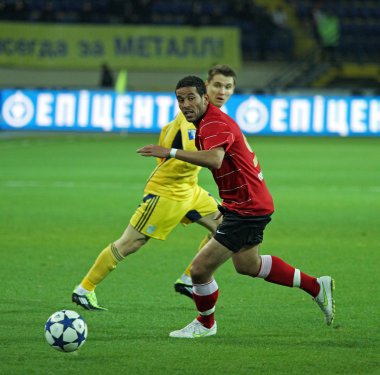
[146, 225, 157, 234]
[188, 129, 196, 140]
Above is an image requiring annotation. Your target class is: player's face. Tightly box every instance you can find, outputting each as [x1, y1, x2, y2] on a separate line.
[176, 87, 209, 123]
[206, 74, 235, 108]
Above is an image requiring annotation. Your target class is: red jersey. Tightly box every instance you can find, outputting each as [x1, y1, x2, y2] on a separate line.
[195, 104, 274, 216]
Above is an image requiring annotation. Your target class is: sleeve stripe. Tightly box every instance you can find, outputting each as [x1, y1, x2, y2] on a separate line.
[203, 132, 233, 140]
[220, 184, 248, 192]
[215, 169, 241, 179]
[209, 141, 229, 150]
[203, 132, 235, 151]
[202, 120, 229, 128]
[200, 121, 229, 136]
[226, 198, 252, 205]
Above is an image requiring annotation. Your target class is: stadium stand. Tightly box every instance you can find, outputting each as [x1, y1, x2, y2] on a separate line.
[0, 0, 294, 61]
[0, 0, 379, 91]
[290, 0, 380, 62]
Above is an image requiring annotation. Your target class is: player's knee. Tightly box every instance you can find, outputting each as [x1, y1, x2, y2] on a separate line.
[235, 265, 253, 276]
[235, 261, 261, 277]
[115, 237, 147, 257]
[189, 263, 200, 281]
[190, 261, 212, 284]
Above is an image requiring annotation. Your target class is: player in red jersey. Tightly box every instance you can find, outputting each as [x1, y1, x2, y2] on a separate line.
[138, 76, 335, 338]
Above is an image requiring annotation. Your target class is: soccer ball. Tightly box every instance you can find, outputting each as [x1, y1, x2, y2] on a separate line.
[44, 310, 88, 352]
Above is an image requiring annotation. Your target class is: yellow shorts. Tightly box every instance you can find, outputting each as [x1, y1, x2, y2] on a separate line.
[130, 185, 218, 240]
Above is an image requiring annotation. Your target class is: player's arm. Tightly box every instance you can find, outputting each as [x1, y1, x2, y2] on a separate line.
[155, 113, 183, 163]
[137, 145, 224, 169]
[155, 126, 168, 164]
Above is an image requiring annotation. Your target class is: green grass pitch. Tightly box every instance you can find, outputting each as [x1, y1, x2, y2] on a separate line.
[0, 132, 379, 374]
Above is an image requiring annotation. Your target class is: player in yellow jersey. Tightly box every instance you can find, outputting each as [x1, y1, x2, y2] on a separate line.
[72, 65, 237, 310]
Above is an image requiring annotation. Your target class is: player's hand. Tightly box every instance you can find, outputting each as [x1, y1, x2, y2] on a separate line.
[137, 144, 170, 158]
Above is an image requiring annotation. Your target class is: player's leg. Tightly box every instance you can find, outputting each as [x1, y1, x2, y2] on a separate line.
[196, 212, 222, 246]
[174, 212, 221, 298]
[223, 213, 321, 298]
[232, 246, 335, 325]
[218, 209, 334, 325]
[72, 224, 149, 311]
[259, 254, 335, 325]
[170, 238, 232, 338]
[174, 187, 220, 298]
[72, 194, 187, 311]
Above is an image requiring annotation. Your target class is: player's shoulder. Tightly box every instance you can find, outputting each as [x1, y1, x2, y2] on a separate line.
[161, 111, 190, 132]
[176, 111, 196, 130]
[207, 104, 229, 120]
[202, 105, 231, 128]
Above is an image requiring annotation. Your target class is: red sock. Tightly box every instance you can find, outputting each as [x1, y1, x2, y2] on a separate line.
[300, 271, 320, 297]
[193, 280, 219, 328]
[258, 255, 320, 297]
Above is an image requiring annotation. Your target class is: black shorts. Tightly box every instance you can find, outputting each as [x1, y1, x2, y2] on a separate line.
[213, 206, 272, 253]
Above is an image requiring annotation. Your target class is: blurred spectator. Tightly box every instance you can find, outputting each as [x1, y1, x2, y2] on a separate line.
[233, 0, 259, 22]
[40, 0, 56, 22]
[254, 6, 276, 61]
[311, 2, 324, 45]
[80, 1, 93, 23]
[12, 0, 27, 21]
[187, 2, 203, 27]
[186, 2, 215, 27]
[99, 63, 114, 88]
[133, 0, 153, 24]
[271, 5, 289, 30]
[208, 4, 223, 26]
[314, 9, 340, 63]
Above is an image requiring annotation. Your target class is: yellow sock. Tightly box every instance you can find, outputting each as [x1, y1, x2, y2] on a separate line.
[81, 244, 124, 291]
[183, 233, 212, 277]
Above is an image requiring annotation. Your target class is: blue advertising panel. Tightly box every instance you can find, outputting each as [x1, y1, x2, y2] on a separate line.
[1, 89, 380, 136]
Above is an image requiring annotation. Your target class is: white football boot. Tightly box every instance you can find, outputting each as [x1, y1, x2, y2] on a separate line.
[169, 319, 217, 338]
[314, 276, 335, 325]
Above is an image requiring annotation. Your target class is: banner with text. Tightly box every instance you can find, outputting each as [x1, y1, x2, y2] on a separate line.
[0, 22, 241, 70]
[1, 89, 379, 136]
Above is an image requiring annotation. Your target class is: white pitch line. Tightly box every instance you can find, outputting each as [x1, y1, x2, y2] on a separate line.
[0, 180, 143, 190]
[1, 180, 379, 193]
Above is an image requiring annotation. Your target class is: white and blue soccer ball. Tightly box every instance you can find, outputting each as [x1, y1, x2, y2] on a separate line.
[44, 310, 88, 352]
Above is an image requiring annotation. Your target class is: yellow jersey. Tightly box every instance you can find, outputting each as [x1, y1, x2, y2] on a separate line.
[144, 112, 201, 201]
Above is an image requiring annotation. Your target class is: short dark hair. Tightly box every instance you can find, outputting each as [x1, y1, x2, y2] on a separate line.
[207, 64, 237, 85]
[175, 75, 207, 96]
